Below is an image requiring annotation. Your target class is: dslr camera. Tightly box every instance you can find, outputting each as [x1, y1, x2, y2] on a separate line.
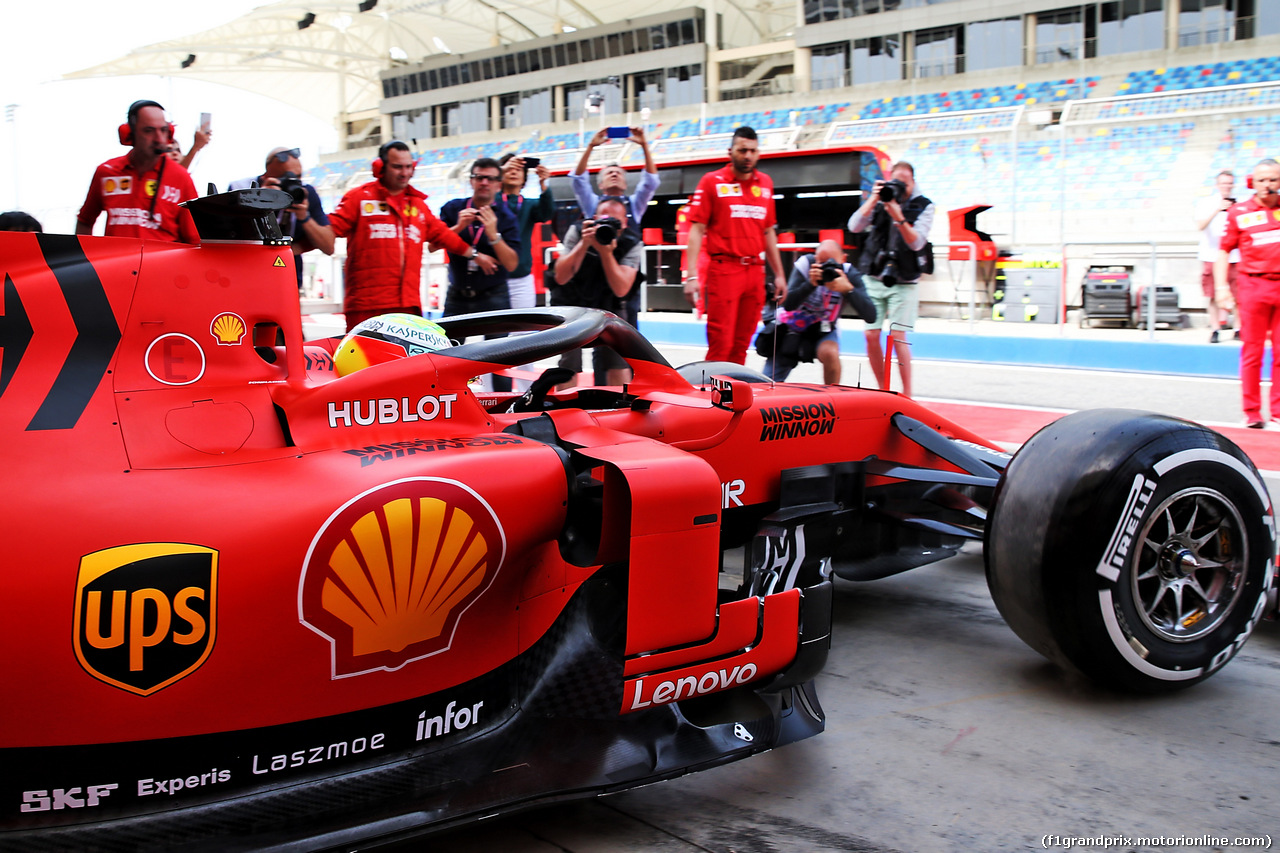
[589, 215, 622, 245]
[278, 171, 309, 205]
[819, 259, 845, 282]
[871, 250, 900, 287]
[877, 179, 908, 203]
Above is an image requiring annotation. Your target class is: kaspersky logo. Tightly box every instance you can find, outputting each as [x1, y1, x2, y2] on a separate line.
[74, 544, 217, 696]
[299, 478, 505, 678]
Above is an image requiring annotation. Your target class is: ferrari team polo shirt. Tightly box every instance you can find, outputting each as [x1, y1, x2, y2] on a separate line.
[78, 154, 200, 243]
[685, 164, 777, 261]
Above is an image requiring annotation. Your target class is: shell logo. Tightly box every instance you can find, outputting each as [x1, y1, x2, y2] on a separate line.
[210, 312, 247, 346]
[103, 176, 131, 196]
[299, 478, 506, 678]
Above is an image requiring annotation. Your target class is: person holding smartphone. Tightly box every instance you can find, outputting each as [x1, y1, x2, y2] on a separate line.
[570, 126, 658, 241]
[496, 152, 554, 312]
[76, 99, 199, 243]
[1196, 169, 1240, 342]
[571, 126, 659, 379]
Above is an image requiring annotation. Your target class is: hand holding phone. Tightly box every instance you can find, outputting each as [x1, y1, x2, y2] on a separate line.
[606, 126, 630, 139]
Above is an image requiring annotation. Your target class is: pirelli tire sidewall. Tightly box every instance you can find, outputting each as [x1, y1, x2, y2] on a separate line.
[987, 409, 1274, 691]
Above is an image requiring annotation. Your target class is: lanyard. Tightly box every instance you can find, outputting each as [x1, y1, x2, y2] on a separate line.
[506, 194, 522, 214]
[467, 198, 488, 246]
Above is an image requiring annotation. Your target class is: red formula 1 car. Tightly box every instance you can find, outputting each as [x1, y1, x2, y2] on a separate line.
[1, 190, 1274, 851]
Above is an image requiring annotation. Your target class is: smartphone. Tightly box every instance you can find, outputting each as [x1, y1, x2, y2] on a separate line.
[200, 112, 212, 133]
[606, 126, 630, 139]
[522, 156, 540, 168]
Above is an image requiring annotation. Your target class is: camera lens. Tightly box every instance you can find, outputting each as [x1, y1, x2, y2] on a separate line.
[593, 216, 619, 244]
[279, 172, 308, 205]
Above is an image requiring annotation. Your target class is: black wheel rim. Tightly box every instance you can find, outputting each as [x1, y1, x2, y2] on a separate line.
[1131, 487, 1248, 642]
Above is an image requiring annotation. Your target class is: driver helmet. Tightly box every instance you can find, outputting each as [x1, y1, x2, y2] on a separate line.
[334, 313, 452, 377]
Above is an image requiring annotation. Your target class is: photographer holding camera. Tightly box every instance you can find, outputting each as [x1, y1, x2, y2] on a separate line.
[229, 146, 335, 291]
[847, 161, 934, 399]
[759, 239, 876, 384]
[549, 197, 643, 387]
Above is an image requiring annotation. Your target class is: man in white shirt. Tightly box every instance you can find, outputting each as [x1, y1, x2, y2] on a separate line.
[1195, 169, 1241, 342]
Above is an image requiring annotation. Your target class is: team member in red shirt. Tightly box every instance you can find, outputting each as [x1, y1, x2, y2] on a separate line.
[76, 100, 199, 243]
[1217, 158, 1280, 428]
[683, 127, 786, 364]
[329, 141, 482, 332]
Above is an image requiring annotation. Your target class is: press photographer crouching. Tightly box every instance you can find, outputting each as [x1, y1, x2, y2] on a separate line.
[549, 197, 644, 387]
[847, 161, 934, 399]
[757, 239, 876, 383]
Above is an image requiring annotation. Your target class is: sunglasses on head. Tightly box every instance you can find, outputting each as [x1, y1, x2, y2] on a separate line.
[273, 148, 301, 163]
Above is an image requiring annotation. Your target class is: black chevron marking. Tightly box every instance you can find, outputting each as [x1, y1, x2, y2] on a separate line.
[0, 273, 33, 398]
[28, 234, 122, 431]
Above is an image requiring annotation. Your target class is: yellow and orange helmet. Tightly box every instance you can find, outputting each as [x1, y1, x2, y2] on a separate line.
[333, 314, 453, 377]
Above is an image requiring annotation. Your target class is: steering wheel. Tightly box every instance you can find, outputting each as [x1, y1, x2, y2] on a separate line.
[508, 367, 577, 413]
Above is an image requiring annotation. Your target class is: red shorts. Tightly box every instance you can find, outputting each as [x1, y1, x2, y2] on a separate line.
[1201, 261, 1238, 303]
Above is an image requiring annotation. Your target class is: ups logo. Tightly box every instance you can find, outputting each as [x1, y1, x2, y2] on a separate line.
[74, 544, 218, 696]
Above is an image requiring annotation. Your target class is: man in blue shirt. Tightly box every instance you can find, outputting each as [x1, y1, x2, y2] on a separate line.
[228, 146, 335, 291]
[439, 157, 521, 390]
[571, 126, 659, 380]
[571, 126, 659, 240]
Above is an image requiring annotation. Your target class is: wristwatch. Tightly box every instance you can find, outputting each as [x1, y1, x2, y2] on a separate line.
[490, 234, 505, 243]
[467, 247, 478, 260]
[894, 219, 907, 226]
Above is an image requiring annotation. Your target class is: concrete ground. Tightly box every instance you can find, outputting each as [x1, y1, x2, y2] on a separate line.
[349, 310, 1280, 853]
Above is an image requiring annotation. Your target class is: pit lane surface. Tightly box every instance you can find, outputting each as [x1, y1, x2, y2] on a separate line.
[388, 354, 1280, 853]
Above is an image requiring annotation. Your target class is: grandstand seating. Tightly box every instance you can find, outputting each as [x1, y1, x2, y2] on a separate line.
[853, 78, 1100, 119]
[1118, 57, 1280, 95]
[1090, 85, 1280, 120]
[1208, 114, 1280, 179]
[888, 121, 1194, 222]
[308, 56, 1278, 253]
[654, 103, 853, 140]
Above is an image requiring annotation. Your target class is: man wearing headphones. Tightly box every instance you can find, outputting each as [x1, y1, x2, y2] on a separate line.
[76, 100, 199, 242]
[329, 141, 481, 332]
[229, 147, 335, 292]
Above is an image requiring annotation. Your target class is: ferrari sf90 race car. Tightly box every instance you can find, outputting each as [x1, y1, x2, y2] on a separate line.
[0, 190, 1273, 852]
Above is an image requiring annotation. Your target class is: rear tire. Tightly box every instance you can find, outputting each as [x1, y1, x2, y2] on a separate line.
[985, 409, 1274, 691]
